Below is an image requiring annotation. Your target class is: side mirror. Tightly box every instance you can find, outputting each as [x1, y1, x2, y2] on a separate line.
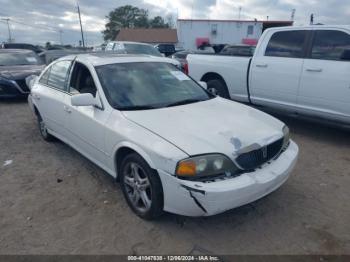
[340, 49, 350, 61]
[71, 93, 101, 108]
[198, 81, 207, 89]
[25, 75, 38, 90]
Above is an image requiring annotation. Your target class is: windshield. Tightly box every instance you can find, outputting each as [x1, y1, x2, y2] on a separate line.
[95, 62, 212, 110]
[0, 52, 44, 66]
[124, 44, 162, 57]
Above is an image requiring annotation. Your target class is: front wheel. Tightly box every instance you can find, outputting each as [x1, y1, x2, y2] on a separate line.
[206, 79, 230, 99]
[120, 153, 164, 220]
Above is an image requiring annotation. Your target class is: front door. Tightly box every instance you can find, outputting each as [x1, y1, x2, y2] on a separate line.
[249, 30, 308, 111]
[64, 61, 109, 166]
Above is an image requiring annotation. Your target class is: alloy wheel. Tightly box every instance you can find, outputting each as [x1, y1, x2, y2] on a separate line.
[123, 162, 152, 213]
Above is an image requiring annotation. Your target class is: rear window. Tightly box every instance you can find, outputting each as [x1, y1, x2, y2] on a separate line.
[221, 46, 255, 56]
[265, 30, 307, 58]
[124, 44, 162, 57]
[174, 52, 190, 59]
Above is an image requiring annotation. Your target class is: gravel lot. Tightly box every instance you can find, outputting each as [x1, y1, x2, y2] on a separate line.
[0, 100, 349, 255]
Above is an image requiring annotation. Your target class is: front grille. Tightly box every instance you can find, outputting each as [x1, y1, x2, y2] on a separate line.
[15, 79, 30, 92]
[235, 138, 284, 170]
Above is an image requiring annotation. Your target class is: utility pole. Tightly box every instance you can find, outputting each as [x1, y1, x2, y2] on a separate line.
[1, 18, 12, 43]
[238, 6, 242, 20]
[77, 2, 85, 47]
[310, 14, 314, 25]
[291, 9, 296, 21]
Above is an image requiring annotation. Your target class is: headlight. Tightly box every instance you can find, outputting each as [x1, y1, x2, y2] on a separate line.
[282, 125, 290, 148]
[176, 154, 239, 178]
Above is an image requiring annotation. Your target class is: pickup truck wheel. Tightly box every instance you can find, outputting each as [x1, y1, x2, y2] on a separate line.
[207, 79, 230, 99]
[37, 114, 55, 142]
[120, 153, 163, 220]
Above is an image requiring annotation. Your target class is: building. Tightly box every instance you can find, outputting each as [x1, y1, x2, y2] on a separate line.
[115, 28, 178, 45]
[177, 19, 293, 50]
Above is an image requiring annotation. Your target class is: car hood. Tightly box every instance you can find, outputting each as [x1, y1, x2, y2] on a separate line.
[0, 65, 45, 80]
[122, 97, 285, 159]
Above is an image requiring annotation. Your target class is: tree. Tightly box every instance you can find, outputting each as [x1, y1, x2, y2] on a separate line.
[166, 14, 175, 29]
[102, 5, 149, 41]
[149, 16, 169, 28]
[102, 5, 171, 41]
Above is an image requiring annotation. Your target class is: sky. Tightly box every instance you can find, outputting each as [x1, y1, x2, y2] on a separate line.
[0, 0, 349, 46]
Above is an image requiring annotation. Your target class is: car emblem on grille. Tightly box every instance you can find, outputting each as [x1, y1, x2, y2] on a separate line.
[262, 146, 268, 158]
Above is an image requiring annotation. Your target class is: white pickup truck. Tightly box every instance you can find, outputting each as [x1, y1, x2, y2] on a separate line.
[188, 25, 350, 125]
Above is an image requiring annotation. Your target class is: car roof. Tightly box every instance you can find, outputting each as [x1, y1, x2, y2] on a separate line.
[266, 25, 350, 32]
[57, 52, 175, 66]
[0, 48, 35, 54]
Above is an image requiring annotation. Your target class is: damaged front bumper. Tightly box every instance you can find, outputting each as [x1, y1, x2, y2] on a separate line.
[158, 140, 298, 217]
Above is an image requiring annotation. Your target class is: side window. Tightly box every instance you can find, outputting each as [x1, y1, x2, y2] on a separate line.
[47, 60, 72, 91]
[221, 47, 235, 55]
[69, 62, 97, 97]
[265, 30, 307, 58]
[311, 30, 350, 61]
[39, 67, 50, 85]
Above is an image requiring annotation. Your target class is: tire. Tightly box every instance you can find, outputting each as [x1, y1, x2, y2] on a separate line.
[119, 153, 164, 220]
[37, 113, 55, 142]
[206, 79, 230, 99]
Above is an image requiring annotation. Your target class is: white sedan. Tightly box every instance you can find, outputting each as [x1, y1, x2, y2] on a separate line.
[28, 53, 298, 219]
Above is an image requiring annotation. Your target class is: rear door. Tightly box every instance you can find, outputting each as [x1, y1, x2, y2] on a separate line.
[297, 29, 350, 123]
[34, 60, 72, 137]
[249, 30, 309, 111]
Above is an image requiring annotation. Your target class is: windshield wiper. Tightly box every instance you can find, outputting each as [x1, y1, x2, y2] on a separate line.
[165, 98, 205, 108]
[118, 105, 158, 111]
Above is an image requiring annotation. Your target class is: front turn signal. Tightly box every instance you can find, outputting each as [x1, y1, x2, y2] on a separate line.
[176, 160, 196, 176]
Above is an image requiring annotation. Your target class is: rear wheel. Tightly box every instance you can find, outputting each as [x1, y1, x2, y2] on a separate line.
[37, 114, 55, 142]
[119, 153, 163, 220]
[206, 79, 230, 99]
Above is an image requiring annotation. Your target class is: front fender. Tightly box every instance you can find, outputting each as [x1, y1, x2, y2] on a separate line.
[112, 141, 156, 178]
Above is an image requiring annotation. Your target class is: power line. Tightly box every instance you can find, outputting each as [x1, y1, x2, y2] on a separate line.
[0, 17, 64, 44]
[10, 18, 60, 32]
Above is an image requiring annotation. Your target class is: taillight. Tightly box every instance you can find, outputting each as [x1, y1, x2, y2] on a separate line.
[183, 62, 189, 75]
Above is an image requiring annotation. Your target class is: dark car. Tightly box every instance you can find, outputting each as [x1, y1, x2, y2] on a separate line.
[0, 49, 45, 98]
[1, 43, 44, 54]
[154, 44, 176, 57]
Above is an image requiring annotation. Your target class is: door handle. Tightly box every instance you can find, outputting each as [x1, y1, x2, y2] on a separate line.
[256, 64, 268, 68]
[64, 106, 72, 114]
[306, 68, 323, 72]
